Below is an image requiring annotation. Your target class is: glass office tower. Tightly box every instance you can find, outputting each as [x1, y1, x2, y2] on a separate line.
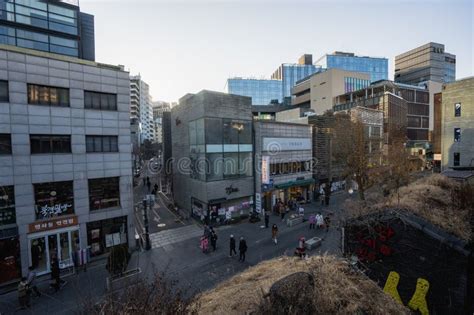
[316, 52, 388, 83]
[272, 64, 322, 101]
[0, 0, 94, 60]
[226, 78, 283, 105]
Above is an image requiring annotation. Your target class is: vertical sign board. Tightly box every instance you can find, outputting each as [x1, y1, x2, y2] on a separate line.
[255, 193, 261, 213]
[262, 156, 270, 184]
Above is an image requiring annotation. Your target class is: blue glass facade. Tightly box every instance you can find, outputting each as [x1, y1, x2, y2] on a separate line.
[318, 54, 388, 83]
[280, 64, 321, 99]
[344, 77, 371, 93]
[227, 78, 282, 105]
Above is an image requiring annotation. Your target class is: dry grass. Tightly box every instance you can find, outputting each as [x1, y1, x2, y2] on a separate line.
[344, 174, 471, 241]
[196, 255, 409, 315]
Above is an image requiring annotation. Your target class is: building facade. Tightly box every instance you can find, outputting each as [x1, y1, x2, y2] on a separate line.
[0, 0, 95, 61]
[152, 101, 171, 144]
[254, 121, 313, 214]
[0, 45, 134, 285]
[440, 77, 474, 171]
[130, 75, 154, 143]
[171, 90, 254, 224]
[226, 78, 282, 106]
[395, 42, 456, 85]
[291, 68, 370, 115]
[315, 51, 388, 82]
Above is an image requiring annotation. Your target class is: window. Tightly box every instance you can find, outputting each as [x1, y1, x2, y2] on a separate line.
[86, 136, 118, 153]
[0, 134, 11, 154]
[454, 103, 461, 117]
[30, 135, 71, 154]
[0, 80, 8, 102]
[34, 181, 74, 220]
[453, 152, 460, 167]
[28, 84, 69, 106]
[454, 128, 461, 142]
[0, 186, 15, 226]
[89, 177, 120, 210]
[84, 91, 117, 111]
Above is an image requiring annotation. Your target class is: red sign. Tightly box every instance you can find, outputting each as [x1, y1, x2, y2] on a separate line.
[28, 216, 78, 233]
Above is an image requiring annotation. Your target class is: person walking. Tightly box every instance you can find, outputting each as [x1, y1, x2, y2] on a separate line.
[17, 277, 30, 309]
[239, 237, 247, 262]
[229, 235, 237, 257]
[324, 215, 331, 232]
[316, 213, 324, 229]
[142, 177, 146, 186]
[50, 254, 61, 292]
[298, 204, 305, 217]
[280, 204, 286, 221]
[146, 180, 151, 193]
[271, 224, 278, 244]
[210, 228, 218, 251]
[264, 211, 269, 228]
[309, 214, 316, 229]
[200, 235, 209, 253]
[27, 266, 40, 297]
[320, 186, 325, 206]
[154, 183, 159, 193]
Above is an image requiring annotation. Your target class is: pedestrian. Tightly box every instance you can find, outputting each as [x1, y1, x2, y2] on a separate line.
[200, 235, 209, 253]
[298, 205, 305, 217]
[324, 215, 331, 232]
[320, 187, 325, 206]
[210, 228, 218, 251]
[17, 277, 30, 309]
[280, 205, 286, 221]
[309, 214, 316, 229]
[229, 234, 236, 257]
[142, 177, 146, 186]
[264, 211, 269, 228]
[239, 237, 247, 262]
[324, 185, 331, 206]
[154, 183, 158, 193]
[146, 180, 151, 193]
[50, 254, 61, 292]
[271, 224, 278, 244]
[27, 266, 41, 297]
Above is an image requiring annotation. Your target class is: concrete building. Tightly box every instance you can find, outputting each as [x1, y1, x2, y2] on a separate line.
[152, 101, 171, 144]
[395, 42, 456, 85]
[291, 68, 371, 115]
[171, 90, 254, 224]
[130, 75, 154, 143]
[315, 51, 388, 82]
[0, 45, 134, 285]
[254, 121, 313, 213]
[0, 0, 95, 61]
[440, 77, 474, 171]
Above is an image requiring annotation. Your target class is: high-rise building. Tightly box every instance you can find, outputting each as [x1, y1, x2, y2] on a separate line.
[440, 77, 474, 171]
[130, 75, 154, 143]
[315, 52, 388, 83]
[0, 0, 95, 60]
[395, 42, 456, 85]
[152, 101, 171, 144]
[0, 45, 134, 284]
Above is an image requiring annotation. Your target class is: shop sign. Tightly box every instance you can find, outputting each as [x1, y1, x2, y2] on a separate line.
[262, 138, 311, 152]
[262, 156, 270, 184]
[29, 216, 78, 233]
[255, 193, 261, 213]
[433, 154, 441, 161]
[225, 184, 239, 195]
[38, 203, 72, 219]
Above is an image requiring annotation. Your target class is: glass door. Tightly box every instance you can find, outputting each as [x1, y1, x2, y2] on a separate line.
[30, 237, 48, 274]
[59, 232, 71, 267]
[48, 234, 58, 270]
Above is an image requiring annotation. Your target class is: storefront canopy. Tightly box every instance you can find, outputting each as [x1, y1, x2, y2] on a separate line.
[274, 178, 315, 190]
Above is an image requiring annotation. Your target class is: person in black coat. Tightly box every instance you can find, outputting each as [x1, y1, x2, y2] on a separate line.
[239, 237, 247, 262]
[264, 211, 269, 228]
[210, 230, 218, 251]
[229, 235, 236, 257]
[50, 254, 60, 292]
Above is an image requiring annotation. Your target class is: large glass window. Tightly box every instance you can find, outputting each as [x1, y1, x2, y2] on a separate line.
[86, 136, 118, 153]
[84, 91, 117, 111]
[0, 186, 15, 226]
[30, 135, 71, 154]
[454, 103, 461, 117]
[0, 134, 11, 154]
[87, 216, 127, 257]
[453, 152, 460, 167]
[28, 84, 69, 107]
[34, 181, 74, 220]
[454, 128, 461, 142]
[89, 177, 120, 211]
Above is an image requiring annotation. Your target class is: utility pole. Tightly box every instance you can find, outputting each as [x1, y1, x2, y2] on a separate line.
[142, 198, 151, 250]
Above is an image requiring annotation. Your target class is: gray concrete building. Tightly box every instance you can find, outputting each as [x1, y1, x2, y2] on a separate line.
[171, 90, 254, 224]
[395, 42, 456, 85]
[0, 45, 133, 284]
[254, 121, 313, 214]
[440, 77, 474, 171]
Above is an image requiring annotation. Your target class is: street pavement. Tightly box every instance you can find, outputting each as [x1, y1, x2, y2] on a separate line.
[0, 180, 353, 314]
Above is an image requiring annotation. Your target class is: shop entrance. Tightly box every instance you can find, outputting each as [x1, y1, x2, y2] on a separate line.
[29, 227, 80, 275]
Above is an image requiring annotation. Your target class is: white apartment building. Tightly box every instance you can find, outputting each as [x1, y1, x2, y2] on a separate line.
[130, 75, 154, 143]
[0, 45, 134, 285]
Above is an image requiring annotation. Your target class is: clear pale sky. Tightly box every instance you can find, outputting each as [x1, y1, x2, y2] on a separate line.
[81, 0, 473, 102]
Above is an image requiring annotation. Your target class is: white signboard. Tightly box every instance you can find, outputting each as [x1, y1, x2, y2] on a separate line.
[255, 193, 261, 213]
[262, 156, 270, 184]
[262, 138, 311, 152]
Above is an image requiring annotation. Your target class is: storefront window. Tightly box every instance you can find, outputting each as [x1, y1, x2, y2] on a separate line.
[87, 216, 128, 257]
[0, 186, 15, 226]
[0, 234, 21, 284]
[89, 177, 120, 210]
[34, 181, 74, 220]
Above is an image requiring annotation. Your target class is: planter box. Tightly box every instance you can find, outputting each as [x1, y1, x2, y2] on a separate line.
[305, 237, 322, 250]
[286, 216, 303, 227]
[106, 268, 141, 292]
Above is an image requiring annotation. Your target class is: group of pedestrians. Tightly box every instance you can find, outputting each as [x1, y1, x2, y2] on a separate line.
[229, 234, 248, 262]
[200, 225, 218, 253]
[273, 198, 306, 222]
[308, 213, 330, 232]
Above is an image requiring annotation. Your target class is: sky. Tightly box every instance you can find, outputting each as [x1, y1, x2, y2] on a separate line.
[81, 0, 473, 103]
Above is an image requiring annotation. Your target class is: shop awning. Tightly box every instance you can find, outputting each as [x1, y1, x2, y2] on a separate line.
[274, 178, 315, 189]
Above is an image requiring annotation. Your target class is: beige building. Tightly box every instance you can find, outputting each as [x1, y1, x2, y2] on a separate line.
[291, 68, 370, 115]
[440, 77, 474, 171]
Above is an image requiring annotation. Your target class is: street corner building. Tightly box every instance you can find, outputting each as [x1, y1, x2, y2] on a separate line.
[0, 45, 134, 285]
[254, 120, 313, 214]
[171, 90, 254, 225]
